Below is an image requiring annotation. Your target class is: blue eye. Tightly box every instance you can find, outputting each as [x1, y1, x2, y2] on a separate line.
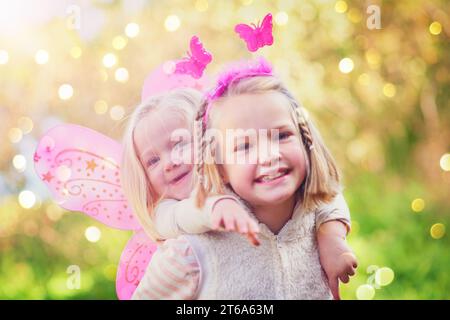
[147, 157, 160, 167]
[280, 132, 290, 139]
[277, 131, 292, 141]
[235, 142, 250, 152]
[174, 140, 189, 149]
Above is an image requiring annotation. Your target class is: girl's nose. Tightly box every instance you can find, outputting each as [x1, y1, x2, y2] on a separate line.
[163, 155, 180, 172]
[258, 143, 281, 167]
[163, 161, 174, 172]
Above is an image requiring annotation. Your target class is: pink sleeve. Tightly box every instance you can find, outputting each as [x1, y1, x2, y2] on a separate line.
[132, 237, 200, 300]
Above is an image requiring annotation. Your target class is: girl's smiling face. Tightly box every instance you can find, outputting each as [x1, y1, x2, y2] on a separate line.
[134, 108, 194, 200]
[214, 92, 307, 209]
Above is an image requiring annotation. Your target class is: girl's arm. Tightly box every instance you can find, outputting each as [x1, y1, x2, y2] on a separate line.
[315, 192, 351, 233]
[132, 237, 200, 300]
[315, 192, 357, 300]
[154, 195, 237, 239]
[154, 195, 260, 245]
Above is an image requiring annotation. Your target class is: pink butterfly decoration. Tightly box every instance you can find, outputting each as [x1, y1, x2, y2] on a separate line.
[34, 124, 158, 300]
[175, 35, 212, 79]
[234, 13, 274, 52]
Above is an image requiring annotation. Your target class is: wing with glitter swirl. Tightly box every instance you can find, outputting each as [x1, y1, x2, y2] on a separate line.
[34, 124, 159, 300]
[116, 230, 158, 300]
[34, 124, 141, 231]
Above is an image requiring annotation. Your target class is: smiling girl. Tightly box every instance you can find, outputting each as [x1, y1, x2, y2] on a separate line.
[133, 58, 357, 299]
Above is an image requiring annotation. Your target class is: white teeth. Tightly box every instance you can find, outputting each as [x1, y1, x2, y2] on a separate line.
[259, 171, 285, 182]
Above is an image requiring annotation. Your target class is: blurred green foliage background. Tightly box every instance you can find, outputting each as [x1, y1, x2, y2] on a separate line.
[0, 0, 449, 299]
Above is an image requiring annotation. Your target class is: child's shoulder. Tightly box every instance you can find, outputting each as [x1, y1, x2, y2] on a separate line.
[160, 236, 193, 255]
[153, 237, 200, 278]
[134, 236, 200, 299]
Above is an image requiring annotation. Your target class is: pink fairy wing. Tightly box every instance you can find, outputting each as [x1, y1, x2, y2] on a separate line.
[189, 35, 212, 65]
[259, 13, 274, 46]
[34, 124, 141, 230]
[235, 23, 259, 52]
[116, 230, 158, 300]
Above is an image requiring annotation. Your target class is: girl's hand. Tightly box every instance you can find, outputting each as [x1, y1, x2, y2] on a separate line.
[317, 221, 358, 300]
[211, 198, 261, 246]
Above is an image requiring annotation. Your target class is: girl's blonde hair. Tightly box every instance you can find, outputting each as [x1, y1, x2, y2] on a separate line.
[121, 88, 203, 241]
[195, 75, 340, 212]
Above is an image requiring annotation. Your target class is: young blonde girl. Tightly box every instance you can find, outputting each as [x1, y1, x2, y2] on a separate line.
[121, 88, 260, 244]
[132, 59, 357, 300]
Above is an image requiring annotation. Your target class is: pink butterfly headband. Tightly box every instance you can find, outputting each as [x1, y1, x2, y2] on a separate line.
[162, 12, 275, 124]
[173, 12, 273, 80]
[203, 56, 274, 124]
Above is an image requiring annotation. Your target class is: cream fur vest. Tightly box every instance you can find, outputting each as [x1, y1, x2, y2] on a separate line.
[183, 205, 332, 300]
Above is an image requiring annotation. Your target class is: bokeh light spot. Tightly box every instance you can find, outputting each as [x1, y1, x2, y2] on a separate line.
[339, 58, 354, 73]
[85, 226, 101, 243]
[110, 105, 125, 121]
[411, 198, 425, 212]
[0, 49, 9, 64]
[35, 49, 49, 65]
[102, 53, 117, 68]
[8, 127, 23, 143]
[375, 267, 395, 286]
[275, 12, 289, 26]
[335, 1, 348, 13]
[347, 8, 362, 23]
[112, 36, 128, 50]
[383, 83, 396, 98]
[430, 223, 445, 239]
[13, 154, 27, 172]
[356, 284, 375, 300]
[165, 15, 180, 32]
[19, 190, 36, 209]
[125, 23, 140, 38]
[58, 84, 74, 100]
[439, 153, 450, 171]
[114, 67, 129, 83]
[94, 100, 108, 115]
[429, 21, 442, 35]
